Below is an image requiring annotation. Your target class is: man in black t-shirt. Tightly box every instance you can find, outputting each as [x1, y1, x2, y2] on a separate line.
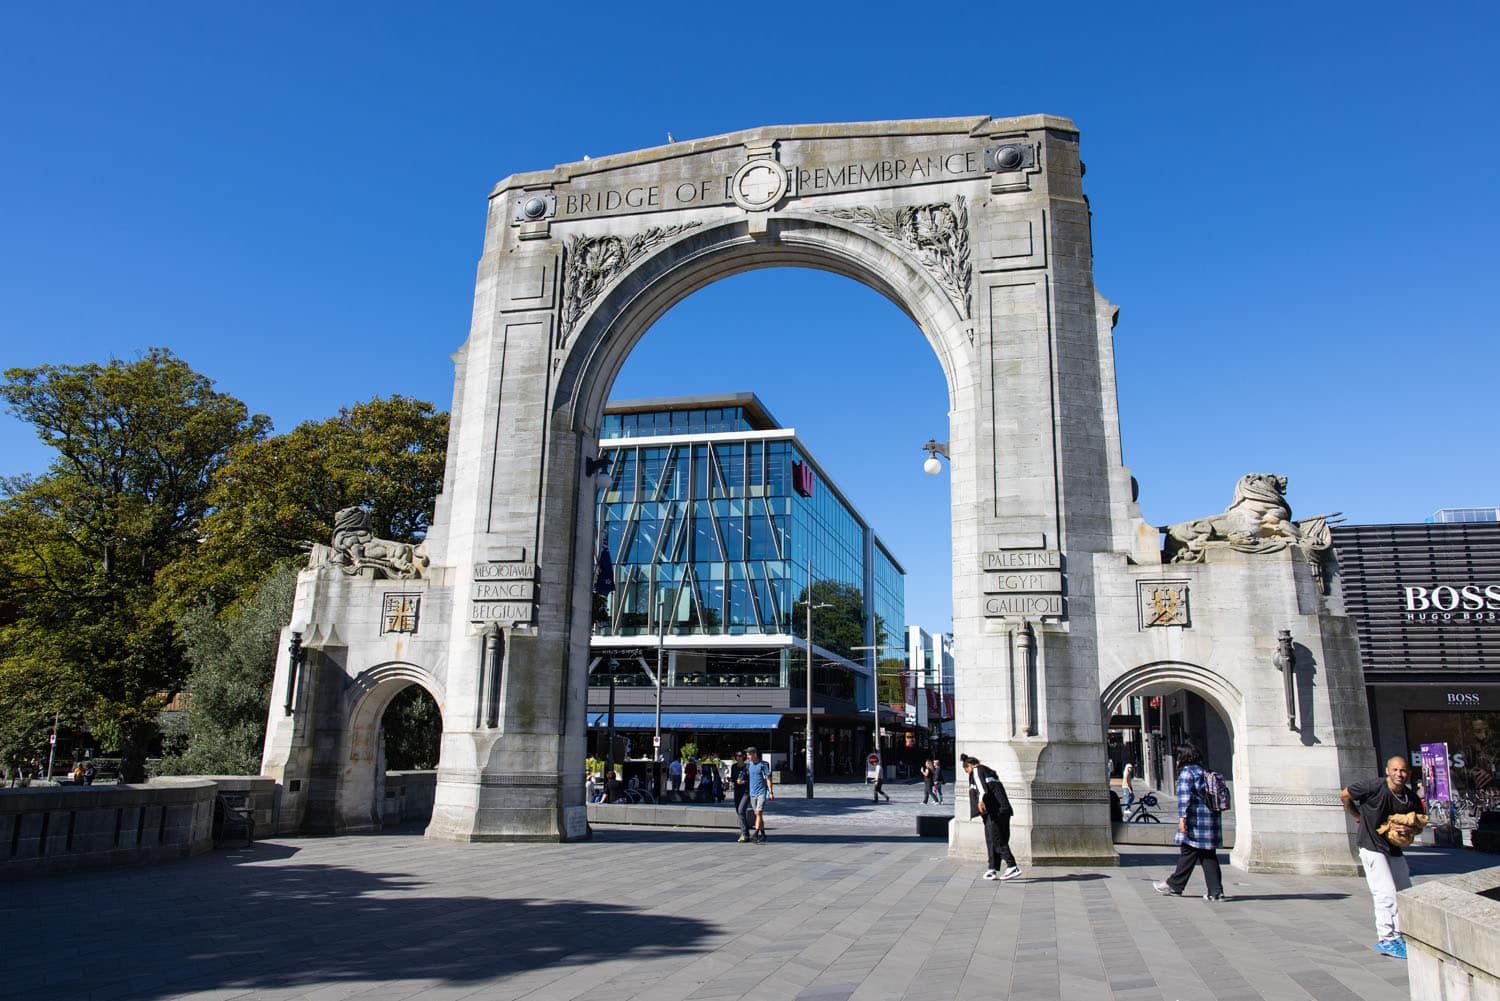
[1341, 756, 1424, 959]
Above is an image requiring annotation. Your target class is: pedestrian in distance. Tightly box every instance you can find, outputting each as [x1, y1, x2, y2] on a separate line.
[730, 750, 753, 842]
[1120, 760, 1135, 811]
[1153, 742, 1228, 901]
[922, 759, 936, 803]
[745, 746, 774, 842]
[872, 761, 891, 803]
[962, 754, 1021, 881]
[600, 770, 625, 804]
[1342, 755, 1426, 960]
[684, 757, 698, 795]
[668, 757, 682, 795]
[930, 759, 943, 803]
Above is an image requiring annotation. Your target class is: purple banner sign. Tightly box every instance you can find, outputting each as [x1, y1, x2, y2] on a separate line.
[1419, 741, 1452, 801]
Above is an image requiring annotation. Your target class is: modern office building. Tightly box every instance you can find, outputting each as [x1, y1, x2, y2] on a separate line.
[1430, 507, 1500, 524]
[588, 393, 906, 776]
[906, 626, 955, 760]
[1333, 518, 1500, 825]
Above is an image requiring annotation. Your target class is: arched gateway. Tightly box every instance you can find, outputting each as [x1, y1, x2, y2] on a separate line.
[261, 116, 1373, 874]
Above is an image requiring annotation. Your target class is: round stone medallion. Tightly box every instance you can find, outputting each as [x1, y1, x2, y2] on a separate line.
[730, 159, 788, 211]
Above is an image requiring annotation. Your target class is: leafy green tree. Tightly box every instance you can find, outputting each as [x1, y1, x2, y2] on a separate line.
[792, 579, 866, 660]
[0, 350, 268, 781]
[154, 569, 296, 775]
[382, 685, 442, 770]
[158, 395, 447, 615]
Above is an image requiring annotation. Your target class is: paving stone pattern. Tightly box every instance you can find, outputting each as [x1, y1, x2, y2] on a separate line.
[2, 792, 1449, 1001]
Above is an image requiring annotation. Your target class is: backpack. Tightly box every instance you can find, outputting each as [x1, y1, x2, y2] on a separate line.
[1203, 770, 1232, 812]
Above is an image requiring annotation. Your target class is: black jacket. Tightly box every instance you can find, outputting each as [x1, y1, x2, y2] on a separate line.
[968, 764, 1012, 819]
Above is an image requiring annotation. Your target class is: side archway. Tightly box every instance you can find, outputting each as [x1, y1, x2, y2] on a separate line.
[336, 662, 447, 834]
[1100, 661, 1254, 868]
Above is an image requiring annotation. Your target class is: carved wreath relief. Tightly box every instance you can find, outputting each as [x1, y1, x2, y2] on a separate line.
[560, 223, 702, 341]
[818, 196, 973, 320]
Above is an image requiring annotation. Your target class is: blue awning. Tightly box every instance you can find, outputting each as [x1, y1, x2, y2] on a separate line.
[588, 712, 784, 731]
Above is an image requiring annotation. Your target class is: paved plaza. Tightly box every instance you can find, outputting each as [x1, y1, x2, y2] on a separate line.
[3, 780, 1475, 1001]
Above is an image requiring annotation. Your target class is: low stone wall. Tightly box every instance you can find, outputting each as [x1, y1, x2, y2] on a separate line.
[383, 771, 437, 824]
[150, 775, 277, 838]
[0, 781, 215, 877]
[1400, 865, 1500, 1000]
[588, 802, 741, 828]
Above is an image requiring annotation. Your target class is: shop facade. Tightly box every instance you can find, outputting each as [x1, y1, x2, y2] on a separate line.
[1334, 520, 1500, 825]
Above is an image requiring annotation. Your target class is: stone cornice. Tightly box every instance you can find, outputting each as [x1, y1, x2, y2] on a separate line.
[489, 114, 1078, 198]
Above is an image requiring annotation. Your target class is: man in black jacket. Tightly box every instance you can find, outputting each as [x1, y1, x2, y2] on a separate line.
[729, 750, 752, 842]
[963, 754, 1021, 881]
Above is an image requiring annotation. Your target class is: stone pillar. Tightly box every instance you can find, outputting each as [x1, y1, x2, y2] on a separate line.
[950, 122, 1119, 866]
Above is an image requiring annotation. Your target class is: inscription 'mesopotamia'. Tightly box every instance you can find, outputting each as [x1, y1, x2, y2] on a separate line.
[474, 562, 537, 580]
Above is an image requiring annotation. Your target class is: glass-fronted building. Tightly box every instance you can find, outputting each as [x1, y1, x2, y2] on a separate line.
[589, 393, 905, 775]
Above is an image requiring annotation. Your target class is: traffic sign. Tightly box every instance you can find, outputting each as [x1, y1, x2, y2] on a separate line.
[49, 733, 57, 745]
[652, 735, 661, 747]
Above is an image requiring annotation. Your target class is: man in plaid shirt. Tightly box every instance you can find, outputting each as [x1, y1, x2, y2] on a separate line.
[1153, 742, 1227, 900]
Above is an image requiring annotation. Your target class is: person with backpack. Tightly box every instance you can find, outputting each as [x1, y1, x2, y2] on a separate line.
[962, 754, 1021, 881]
[1153, 742, 1228, 900]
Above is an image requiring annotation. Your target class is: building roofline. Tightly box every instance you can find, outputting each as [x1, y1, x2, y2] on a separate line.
[603, 392, 782, 431]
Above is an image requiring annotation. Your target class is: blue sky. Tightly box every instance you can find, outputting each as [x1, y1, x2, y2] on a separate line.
[2, 4, 1496, 633]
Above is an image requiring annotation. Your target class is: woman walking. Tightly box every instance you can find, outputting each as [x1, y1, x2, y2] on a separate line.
[962, 754, 1021, 881]
[1153, 742, 1227, 900]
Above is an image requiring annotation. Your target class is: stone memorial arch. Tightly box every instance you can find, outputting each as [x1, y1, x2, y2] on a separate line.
[261, 115, 1374, 873]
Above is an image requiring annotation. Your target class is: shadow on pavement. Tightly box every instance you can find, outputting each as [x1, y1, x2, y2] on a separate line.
[590, 825, 917, 846]
[0, 850, 715, 1000]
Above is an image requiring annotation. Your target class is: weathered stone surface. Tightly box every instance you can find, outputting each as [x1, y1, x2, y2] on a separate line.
[258, 116, 1375, 873]
[1401, 866, 1500, 1000]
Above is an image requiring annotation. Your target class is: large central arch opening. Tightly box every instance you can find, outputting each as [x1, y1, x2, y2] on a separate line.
[572, 248, 956, 803]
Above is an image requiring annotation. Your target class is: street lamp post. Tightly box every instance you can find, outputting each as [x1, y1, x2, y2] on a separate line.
[655, 590, 667, 790]
[798, 559, 831, 800]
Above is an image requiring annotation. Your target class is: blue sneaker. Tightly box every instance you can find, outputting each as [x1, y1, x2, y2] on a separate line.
[1374, 938, 1407, 960]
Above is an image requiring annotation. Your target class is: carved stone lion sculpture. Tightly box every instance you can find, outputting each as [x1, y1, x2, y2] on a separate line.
[306, 506, 430, 580]
[1163, 474, 1336, 564]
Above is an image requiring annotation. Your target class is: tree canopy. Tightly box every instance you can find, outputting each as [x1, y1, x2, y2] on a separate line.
[0, 349, 268, 778]
[0, 350, 449, 780]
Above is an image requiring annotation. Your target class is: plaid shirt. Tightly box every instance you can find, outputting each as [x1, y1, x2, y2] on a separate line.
[1175, 764, 1221, 850]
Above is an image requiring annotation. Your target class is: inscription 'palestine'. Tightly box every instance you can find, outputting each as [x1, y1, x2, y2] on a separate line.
[551, 147, 987, 222]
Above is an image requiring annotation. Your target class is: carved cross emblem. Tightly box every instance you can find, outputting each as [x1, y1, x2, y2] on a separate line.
[381, 594, 420, 634]
[739, 164, 780, 202]
[1148, 586, 1183, 626]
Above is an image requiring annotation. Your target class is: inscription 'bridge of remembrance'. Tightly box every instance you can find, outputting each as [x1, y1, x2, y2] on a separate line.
[262, 116, 1375, 876]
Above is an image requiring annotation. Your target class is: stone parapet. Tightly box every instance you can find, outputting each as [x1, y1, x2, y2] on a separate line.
[0, 781, 215, 877]
[588, 802, 741, 829]
[150, 775, 277, 838]
[1400, 866, 1500, 1000]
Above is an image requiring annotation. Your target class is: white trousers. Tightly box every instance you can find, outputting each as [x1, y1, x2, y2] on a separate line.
[1358, 847, 1412, 941]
